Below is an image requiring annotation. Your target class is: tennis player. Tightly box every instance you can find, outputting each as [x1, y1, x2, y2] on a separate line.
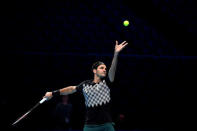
[44, 40, 128, 131]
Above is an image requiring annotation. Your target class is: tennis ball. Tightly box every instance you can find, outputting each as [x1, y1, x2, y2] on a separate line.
[123, 20, 129, 27]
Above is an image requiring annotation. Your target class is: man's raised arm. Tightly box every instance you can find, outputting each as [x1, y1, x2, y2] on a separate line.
[108, 41, 128, 82]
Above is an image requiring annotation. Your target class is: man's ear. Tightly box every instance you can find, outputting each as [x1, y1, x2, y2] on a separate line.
[93, 69, 96, 74]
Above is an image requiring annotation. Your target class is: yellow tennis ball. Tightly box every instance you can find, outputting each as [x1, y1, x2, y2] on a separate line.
[123, 20, 129, 26]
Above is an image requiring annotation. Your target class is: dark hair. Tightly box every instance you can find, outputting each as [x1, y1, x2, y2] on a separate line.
[92, 61, 105, 70]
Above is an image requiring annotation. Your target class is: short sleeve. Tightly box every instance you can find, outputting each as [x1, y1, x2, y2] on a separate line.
[105, 76, 114, 88]
[76, 81, 86, 93]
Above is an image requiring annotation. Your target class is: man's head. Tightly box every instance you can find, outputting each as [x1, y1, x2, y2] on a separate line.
[62, 95, 69, 103]
[92, 61, 107, 78]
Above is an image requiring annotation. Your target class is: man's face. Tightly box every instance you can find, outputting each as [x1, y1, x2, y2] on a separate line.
[93, 64, 107, 78]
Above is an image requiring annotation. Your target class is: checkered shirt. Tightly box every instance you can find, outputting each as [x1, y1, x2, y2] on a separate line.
[80, 79, 111, 108]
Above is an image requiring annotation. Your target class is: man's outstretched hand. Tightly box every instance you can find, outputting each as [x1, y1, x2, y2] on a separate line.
[115, 40, 128, 53]
[43, 92, 53, 100]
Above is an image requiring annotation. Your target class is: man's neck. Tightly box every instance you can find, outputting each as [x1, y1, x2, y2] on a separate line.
[62, 101, 68, 105]
[93, 76, 101, 83]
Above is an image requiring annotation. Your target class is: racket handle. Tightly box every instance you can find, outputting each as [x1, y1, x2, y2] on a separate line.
[39, 97, 48, 104]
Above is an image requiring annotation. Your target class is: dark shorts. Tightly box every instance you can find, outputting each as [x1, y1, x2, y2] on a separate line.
[84, 122, 115, 131]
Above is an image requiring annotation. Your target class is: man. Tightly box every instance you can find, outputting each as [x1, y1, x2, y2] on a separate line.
[44, 40, 128, 131]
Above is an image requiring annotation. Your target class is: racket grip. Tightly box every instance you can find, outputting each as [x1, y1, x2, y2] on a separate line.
[39, 97, 48, 104]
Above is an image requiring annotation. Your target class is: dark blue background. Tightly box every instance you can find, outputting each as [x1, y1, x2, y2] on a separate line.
[2, 0, 196, 131]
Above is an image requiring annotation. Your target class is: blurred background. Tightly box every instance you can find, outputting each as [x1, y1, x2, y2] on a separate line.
[1, 0, 197, 131]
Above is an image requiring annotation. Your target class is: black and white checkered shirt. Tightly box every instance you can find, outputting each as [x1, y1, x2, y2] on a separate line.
[76, 77, 113, 124]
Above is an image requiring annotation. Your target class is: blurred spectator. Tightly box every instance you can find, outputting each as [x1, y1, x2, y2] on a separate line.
[54, 95, 72, 130]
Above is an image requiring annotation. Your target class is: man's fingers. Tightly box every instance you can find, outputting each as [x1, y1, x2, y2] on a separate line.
[123, 42, 128, 45]
[116, 41, 127, 46]
[121, 41, 127, 45]
[122, 43, 128, 48]
[116, 40, 118, 45]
